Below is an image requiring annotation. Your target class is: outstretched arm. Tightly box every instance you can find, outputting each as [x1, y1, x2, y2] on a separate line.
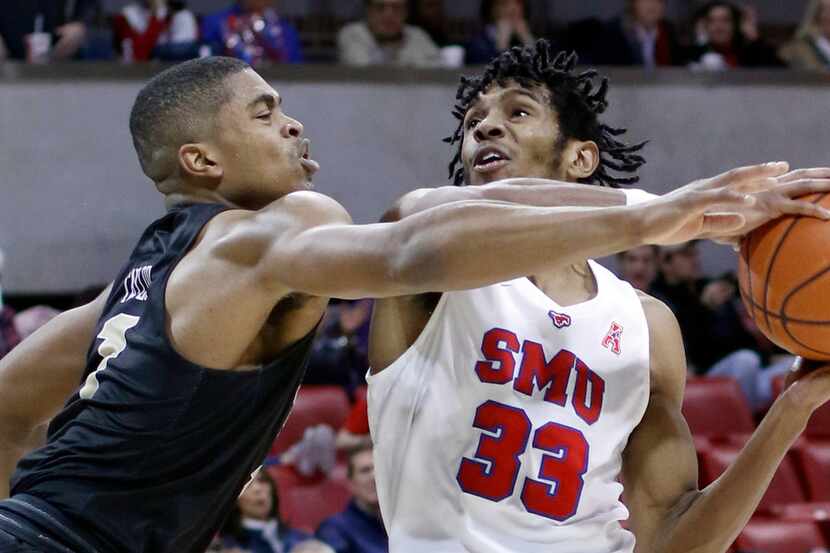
[623, 296, 811, 553]
[0, 286, 110, 497]
[221, 172, 758, 300]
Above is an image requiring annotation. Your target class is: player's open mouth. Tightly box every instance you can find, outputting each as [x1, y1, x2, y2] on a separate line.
[299, 139, 320, 175]
[473, 146, 511, 173]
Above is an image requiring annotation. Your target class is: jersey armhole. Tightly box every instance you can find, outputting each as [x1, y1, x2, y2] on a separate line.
[366, 291, 451, 389]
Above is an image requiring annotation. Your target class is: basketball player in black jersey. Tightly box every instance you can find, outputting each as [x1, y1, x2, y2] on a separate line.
[0, 56, 824, 553]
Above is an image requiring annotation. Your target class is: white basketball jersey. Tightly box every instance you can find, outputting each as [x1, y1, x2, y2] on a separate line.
[367, 260, 650, 553]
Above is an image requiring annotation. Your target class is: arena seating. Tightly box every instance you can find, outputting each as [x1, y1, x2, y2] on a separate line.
[794, 440, 830, 501]
[735, 519, 828, 553]
[269, 462, 352, 533]
[682, 378, 755, 437]
[270, 386, 351, 456]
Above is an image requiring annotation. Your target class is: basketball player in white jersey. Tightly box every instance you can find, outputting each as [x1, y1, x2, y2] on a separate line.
[368, 42, 830, 553]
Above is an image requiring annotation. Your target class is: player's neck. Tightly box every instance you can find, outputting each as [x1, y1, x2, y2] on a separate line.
[162, 190, 244, 211]
[529, 261, 598, 307]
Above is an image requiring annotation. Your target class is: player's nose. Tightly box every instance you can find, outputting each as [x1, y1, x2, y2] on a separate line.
[474, 116, 505, 142]
[282, 117, 304, 139]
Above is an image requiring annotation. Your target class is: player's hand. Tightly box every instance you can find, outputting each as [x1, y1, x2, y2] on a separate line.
[636, 162, 786, 245]
[707, 167, 830, 244]
[782, 357, 830, 420]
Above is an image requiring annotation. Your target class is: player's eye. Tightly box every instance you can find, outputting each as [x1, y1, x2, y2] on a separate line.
[256, 112, 271, 121]
[466, 118, 481, 130]
[513, 109, 530, 118]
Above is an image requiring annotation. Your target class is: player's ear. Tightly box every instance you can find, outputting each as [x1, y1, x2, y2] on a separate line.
[179, 143, 224, 182]
[562, 140, 600, 182]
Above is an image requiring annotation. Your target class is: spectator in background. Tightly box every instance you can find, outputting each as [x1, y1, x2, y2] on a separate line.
[651, 241, 791, 411]
[317, 446, 387, 553]
[112, 0, 199, 61]
[338, 0, 441, 67]
[220, 469, 309, 553]
[202, 0, 303, 64]
[688, 1, 783, 70]
[290, 540, 336, 553]
[466, 0, 535, 65]
[14, 306, 61, 340]
[335, 395, 371, 453]
[586, 0, 685, 67]
[304, 300, 372, 395]
[409, 0, 450, 47]
[616, 245, 659, 292]
[0, 249, 21, 359]
[780, 0, 830, 70]
[0, 0, 97, 62]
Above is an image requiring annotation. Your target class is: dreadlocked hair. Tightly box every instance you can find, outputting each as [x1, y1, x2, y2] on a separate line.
[444, 40, 647, 188]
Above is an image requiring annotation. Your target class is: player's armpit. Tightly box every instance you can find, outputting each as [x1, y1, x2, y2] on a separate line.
[622, 295, 700, 553]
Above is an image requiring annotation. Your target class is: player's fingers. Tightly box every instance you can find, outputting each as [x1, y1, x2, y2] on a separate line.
[776, 199, 830, 220]
[776, 168, 830, 184]
[710, 161, 789, 186]
[701, 212, 746, 235]
[778, 178, 830, 198]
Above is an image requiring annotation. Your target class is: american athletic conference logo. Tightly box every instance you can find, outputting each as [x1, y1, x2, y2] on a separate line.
[602, 322, 624, 355]
[548, 310, 572, 329]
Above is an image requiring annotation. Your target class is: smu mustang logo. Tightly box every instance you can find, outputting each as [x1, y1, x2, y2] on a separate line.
[548, 310, 572, 329]
[602, 322, 623, 355]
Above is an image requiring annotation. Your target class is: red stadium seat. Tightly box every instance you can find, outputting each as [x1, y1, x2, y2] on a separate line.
[268, 463, 352, 533]
[772, 374, 830, 439]
[699, 442, 806, 510]
[270, 386, 351, 456]
[682, 378, 755, 437]
[795, 440, 830, 501]
[736, 519, 827, 553]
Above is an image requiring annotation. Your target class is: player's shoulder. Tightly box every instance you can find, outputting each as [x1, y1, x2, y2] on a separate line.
[265, 190, 353, 227]
[636, 290, 687, 395]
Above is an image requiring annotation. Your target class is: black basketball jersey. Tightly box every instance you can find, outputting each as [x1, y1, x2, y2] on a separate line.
[5, 203, 317, 553]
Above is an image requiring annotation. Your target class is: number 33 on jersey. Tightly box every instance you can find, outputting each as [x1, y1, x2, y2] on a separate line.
[368, 261, 651, 553]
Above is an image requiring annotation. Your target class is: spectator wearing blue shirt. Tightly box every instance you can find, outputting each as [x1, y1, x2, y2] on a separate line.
[220, 469, 309, 553]
[201, 0, 303, 64]
[316, 446, 387, 553]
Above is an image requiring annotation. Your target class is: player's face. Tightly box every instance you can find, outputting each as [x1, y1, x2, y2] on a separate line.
[349, 449, 379, 507]
[619, 245, 657, 291]
[705, 6, 734, 47]
[461, 83, 563, 186]
[631, 0, 665, 28]
[211, 69, 319, 207]
[238, 475, 274, 520]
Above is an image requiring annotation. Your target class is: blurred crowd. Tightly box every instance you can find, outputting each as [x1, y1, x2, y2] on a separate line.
[1, 0, 830, 71]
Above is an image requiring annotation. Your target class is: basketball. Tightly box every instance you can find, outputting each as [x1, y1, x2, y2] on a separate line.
[738, 193, 830, 360]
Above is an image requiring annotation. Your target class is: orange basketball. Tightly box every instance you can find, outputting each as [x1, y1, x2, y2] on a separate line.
[738, 193, 830, 360]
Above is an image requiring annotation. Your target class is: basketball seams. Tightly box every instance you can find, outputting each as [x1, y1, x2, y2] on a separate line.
[757, 193, 827, 332]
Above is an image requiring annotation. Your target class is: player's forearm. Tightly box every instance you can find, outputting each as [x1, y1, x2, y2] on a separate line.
[658, 396, 807, 553]
[391, 200, 645, 293]
[397, 180, 628, 219]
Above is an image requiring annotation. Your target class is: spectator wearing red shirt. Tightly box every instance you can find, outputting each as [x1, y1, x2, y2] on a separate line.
[336, 395, 370, 453]
[112, 0, 199, 61]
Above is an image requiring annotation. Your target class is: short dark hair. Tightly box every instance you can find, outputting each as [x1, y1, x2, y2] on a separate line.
[347, 444, 373, 480]
[129, 56, 250, 182]
[445, 40, 646, 188]
[697, 1, 743, 47]
[480, 0, 528, 24]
